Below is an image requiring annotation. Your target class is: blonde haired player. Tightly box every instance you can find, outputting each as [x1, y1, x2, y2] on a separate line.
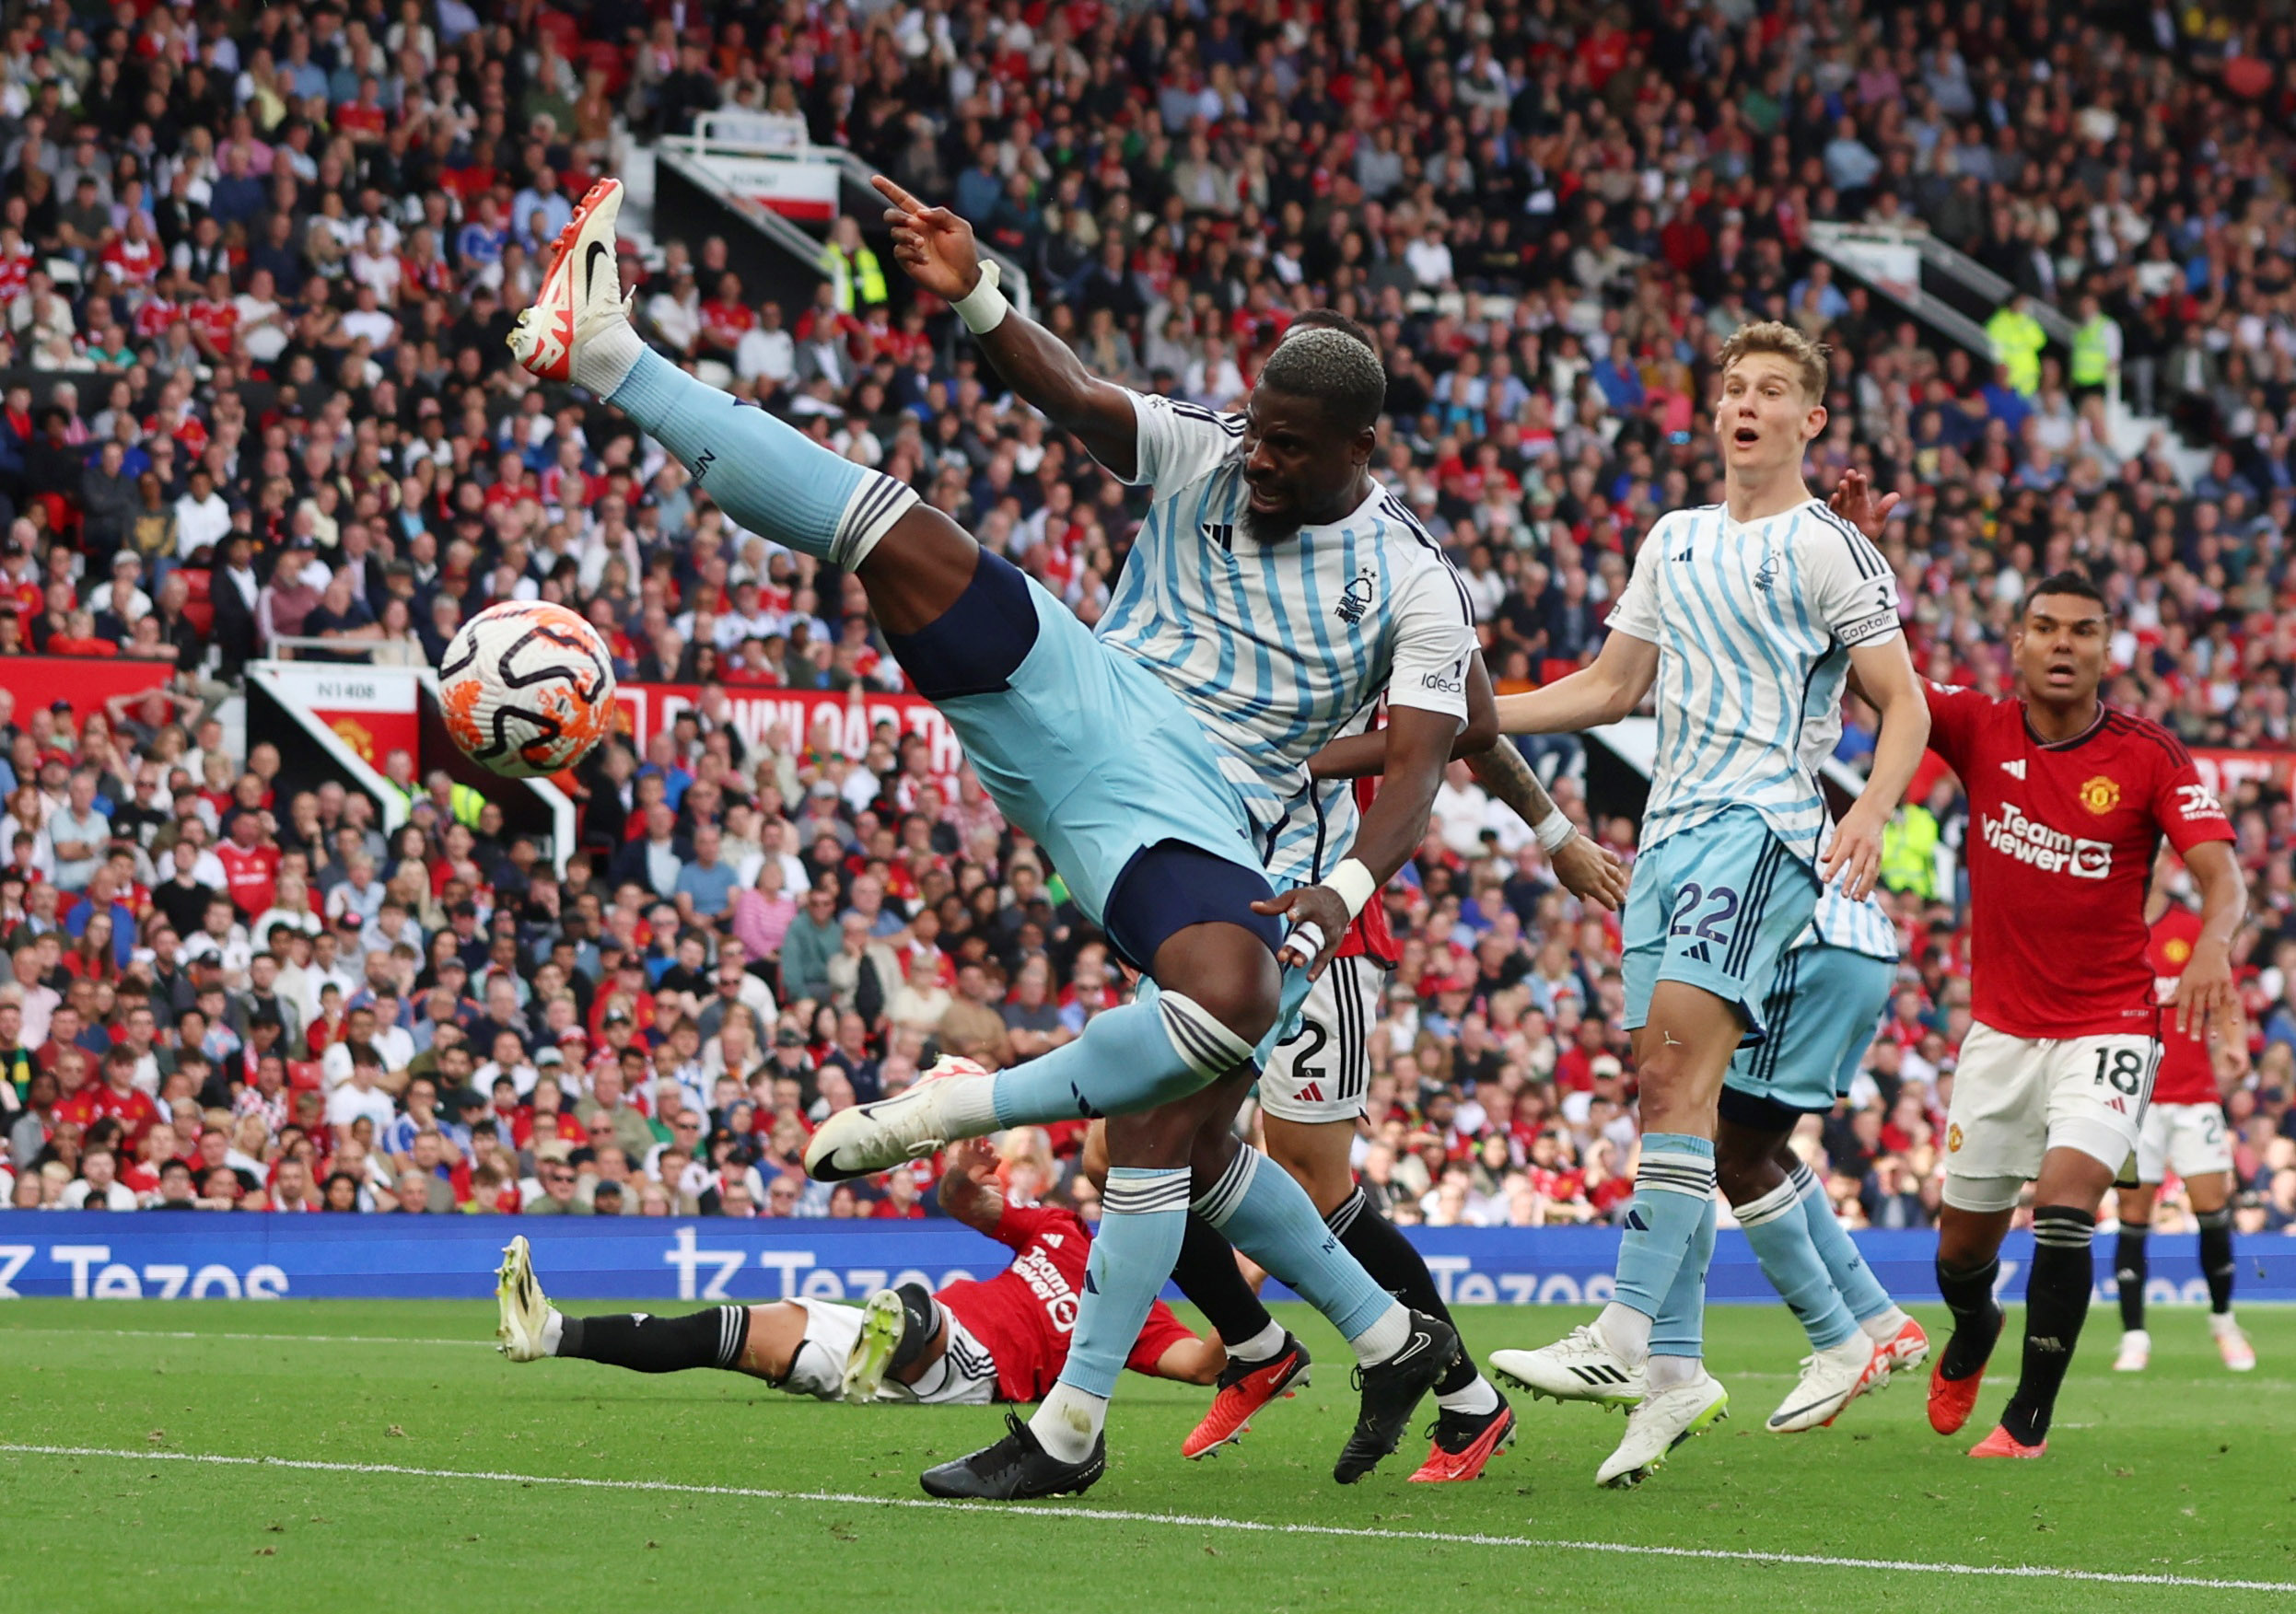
[1484, 324, 1931, 1486]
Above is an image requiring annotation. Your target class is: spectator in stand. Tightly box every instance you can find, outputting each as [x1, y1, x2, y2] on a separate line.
[1, 0, 2290, 1233]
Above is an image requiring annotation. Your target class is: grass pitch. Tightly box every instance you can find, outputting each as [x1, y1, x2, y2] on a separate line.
[2, 1300, 2290, 1612]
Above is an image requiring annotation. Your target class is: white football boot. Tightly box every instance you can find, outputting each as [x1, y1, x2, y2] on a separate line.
[495, 1236, 560, 1363]
[804, 1056, 996, 1182]
[1594, 1372, 1730, 1488]
[1488, 1324, 1648, 1411]
[1766, 1336, 1887, 1433]
[508, 177, 636, 389]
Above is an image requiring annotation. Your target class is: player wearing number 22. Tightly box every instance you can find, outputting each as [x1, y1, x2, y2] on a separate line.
[1907, 569, 2245, 1460]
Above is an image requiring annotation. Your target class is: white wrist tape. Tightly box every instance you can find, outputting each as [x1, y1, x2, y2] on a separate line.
[1280, 921, 1326, 967]
[951, 259, 1010, 334]
[1325, 857, 1379, 920]
[1532, 806, 1575, 853]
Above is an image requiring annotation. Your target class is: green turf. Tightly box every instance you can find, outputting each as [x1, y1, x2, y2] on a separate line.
[2, 1300, 2290, 1612]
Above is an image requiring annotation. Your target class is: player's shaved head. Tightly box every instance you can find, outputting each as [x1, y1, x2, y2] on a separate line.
[1257, 327, 1386, 437]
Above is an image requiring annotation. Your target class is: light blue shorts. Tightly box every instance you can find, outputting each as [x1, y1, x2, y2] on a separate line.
[935, 571, 1266, 926]
[1723, 944, 1895, 1114]
[1622, 806, 1821, 1038]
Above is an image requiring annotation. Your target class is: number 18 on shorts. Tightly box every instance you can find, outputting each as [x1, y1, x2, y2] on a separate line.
[1942, 1023, 2159, 1212]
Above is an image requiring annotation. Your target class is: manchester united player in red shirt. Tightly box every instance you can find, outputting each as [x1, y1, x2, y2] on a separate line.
[494, 1139, 1225, 1409]
[2111, 856, 2256, 1375]
[1832, 485, 2247, 1460]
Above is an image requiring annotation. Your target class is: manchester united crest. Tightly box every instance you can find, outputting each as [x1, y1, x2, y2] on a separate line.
[2079, 775, 2121, 815]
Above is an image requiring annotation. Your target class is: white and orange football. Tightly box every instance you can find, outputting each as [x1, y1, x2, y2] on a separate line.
[438, 601, 616, 778]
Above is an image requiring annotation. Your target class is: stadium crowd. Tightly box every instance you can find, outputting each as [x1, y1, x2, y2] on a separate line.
[2, 0, 2295, 1242]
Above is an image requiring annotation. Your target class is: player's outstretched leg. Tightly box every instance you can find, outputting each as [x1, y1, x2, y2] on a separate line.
[496, 1237, 748, 1375]
[513, 187, 1296, 1178]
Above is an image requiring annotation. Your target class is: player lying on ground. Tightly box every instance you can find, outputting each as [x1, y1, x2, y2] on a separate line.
[1470, 328, 1932, 1487]
[1829, 481, 2247, 1460]
[495, 1140, 1225, 1406]
[2114, 852, 2255, 1375]
[516, 179, 1463, 1500]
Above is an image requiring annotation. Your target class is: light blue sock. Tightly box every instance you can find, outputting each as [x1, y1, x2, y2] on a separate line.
[1613, 1132, 1716, 1321]
[1054, 1166, 1191, 1399]
[1793, 1162, 1893, 1323]
[991, 991, 1251, 1127]
[607, 348, 915, 569]
[1738, 1177, 1860, 1350]
[1649, 1191, 1719, 1359]
[1195, 1146, 1397, 1345]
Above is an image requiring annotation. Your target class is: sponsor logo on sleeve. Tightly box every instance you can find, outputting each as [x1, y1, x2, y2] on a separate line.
[2173, 782, 2228, 823]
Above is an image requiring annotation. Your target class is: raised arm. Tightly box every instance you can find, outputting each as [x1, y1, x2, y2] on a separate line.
[875, 177, 1142, 477]
[934, 1136, 1007, 1236]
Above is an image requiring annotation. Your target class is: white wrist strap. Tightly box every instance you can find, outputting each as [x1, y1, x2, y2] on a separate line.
[951, 259, 1010, 334]
[1325, 857, 1379, 920]
[1532, 806, 1575, 853]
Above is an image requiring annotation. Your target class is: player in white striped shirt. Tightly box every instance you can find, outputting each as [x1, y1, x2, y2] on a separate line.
[816, 179, 1493, 1497]
[1484, 323, 1932, 1487]
[529, 176, 1474, 1500]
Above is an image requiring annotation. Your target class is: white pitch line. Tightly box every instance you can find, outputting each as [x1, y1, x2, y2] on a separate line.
[0, 1328, 487, 1348]
[1, 1443, 2287, 1594]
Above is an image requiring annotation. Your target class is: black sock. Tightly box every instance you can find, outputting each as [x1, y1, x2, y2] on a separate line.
[1328, 1187, 1475, 1397]
[1170, 1211, 1276, 1351]
[2197, 1208, 2236, 1315]
[1935, 1255, 2004, 1381]
[2115, 1223, 2150, 1332]
[557, 1307, 749, 1374]
[2001, 1207, 2095, 1446]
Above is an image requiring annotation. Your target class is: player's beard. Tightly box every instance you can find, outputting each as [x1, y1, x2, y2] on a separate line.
[1241, 505, 1302, 545]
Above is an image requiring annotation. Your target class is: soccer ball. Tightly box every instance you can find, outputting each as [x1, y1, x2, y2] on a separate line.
[438, 601, 617, 778]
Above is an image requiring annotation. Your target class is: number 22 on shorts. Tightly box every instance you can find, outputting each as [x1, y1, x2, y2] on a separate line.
[1669, 881, 1741, 945]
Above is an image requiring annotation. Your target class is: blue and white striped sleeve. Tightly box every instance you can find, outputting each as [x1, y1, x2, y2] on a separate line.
[1806, 507, 1902, 646]
[1110, 392, 1245, 489]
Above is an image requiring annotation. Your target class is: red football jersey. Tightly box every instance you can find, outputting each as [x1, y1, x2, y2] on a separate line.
[934, 1202, 1195, 1403]
[2145, 905, 2221, 1106]
[1336, 776, 1399, 965]
[1926, 684, 2233, 1039]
